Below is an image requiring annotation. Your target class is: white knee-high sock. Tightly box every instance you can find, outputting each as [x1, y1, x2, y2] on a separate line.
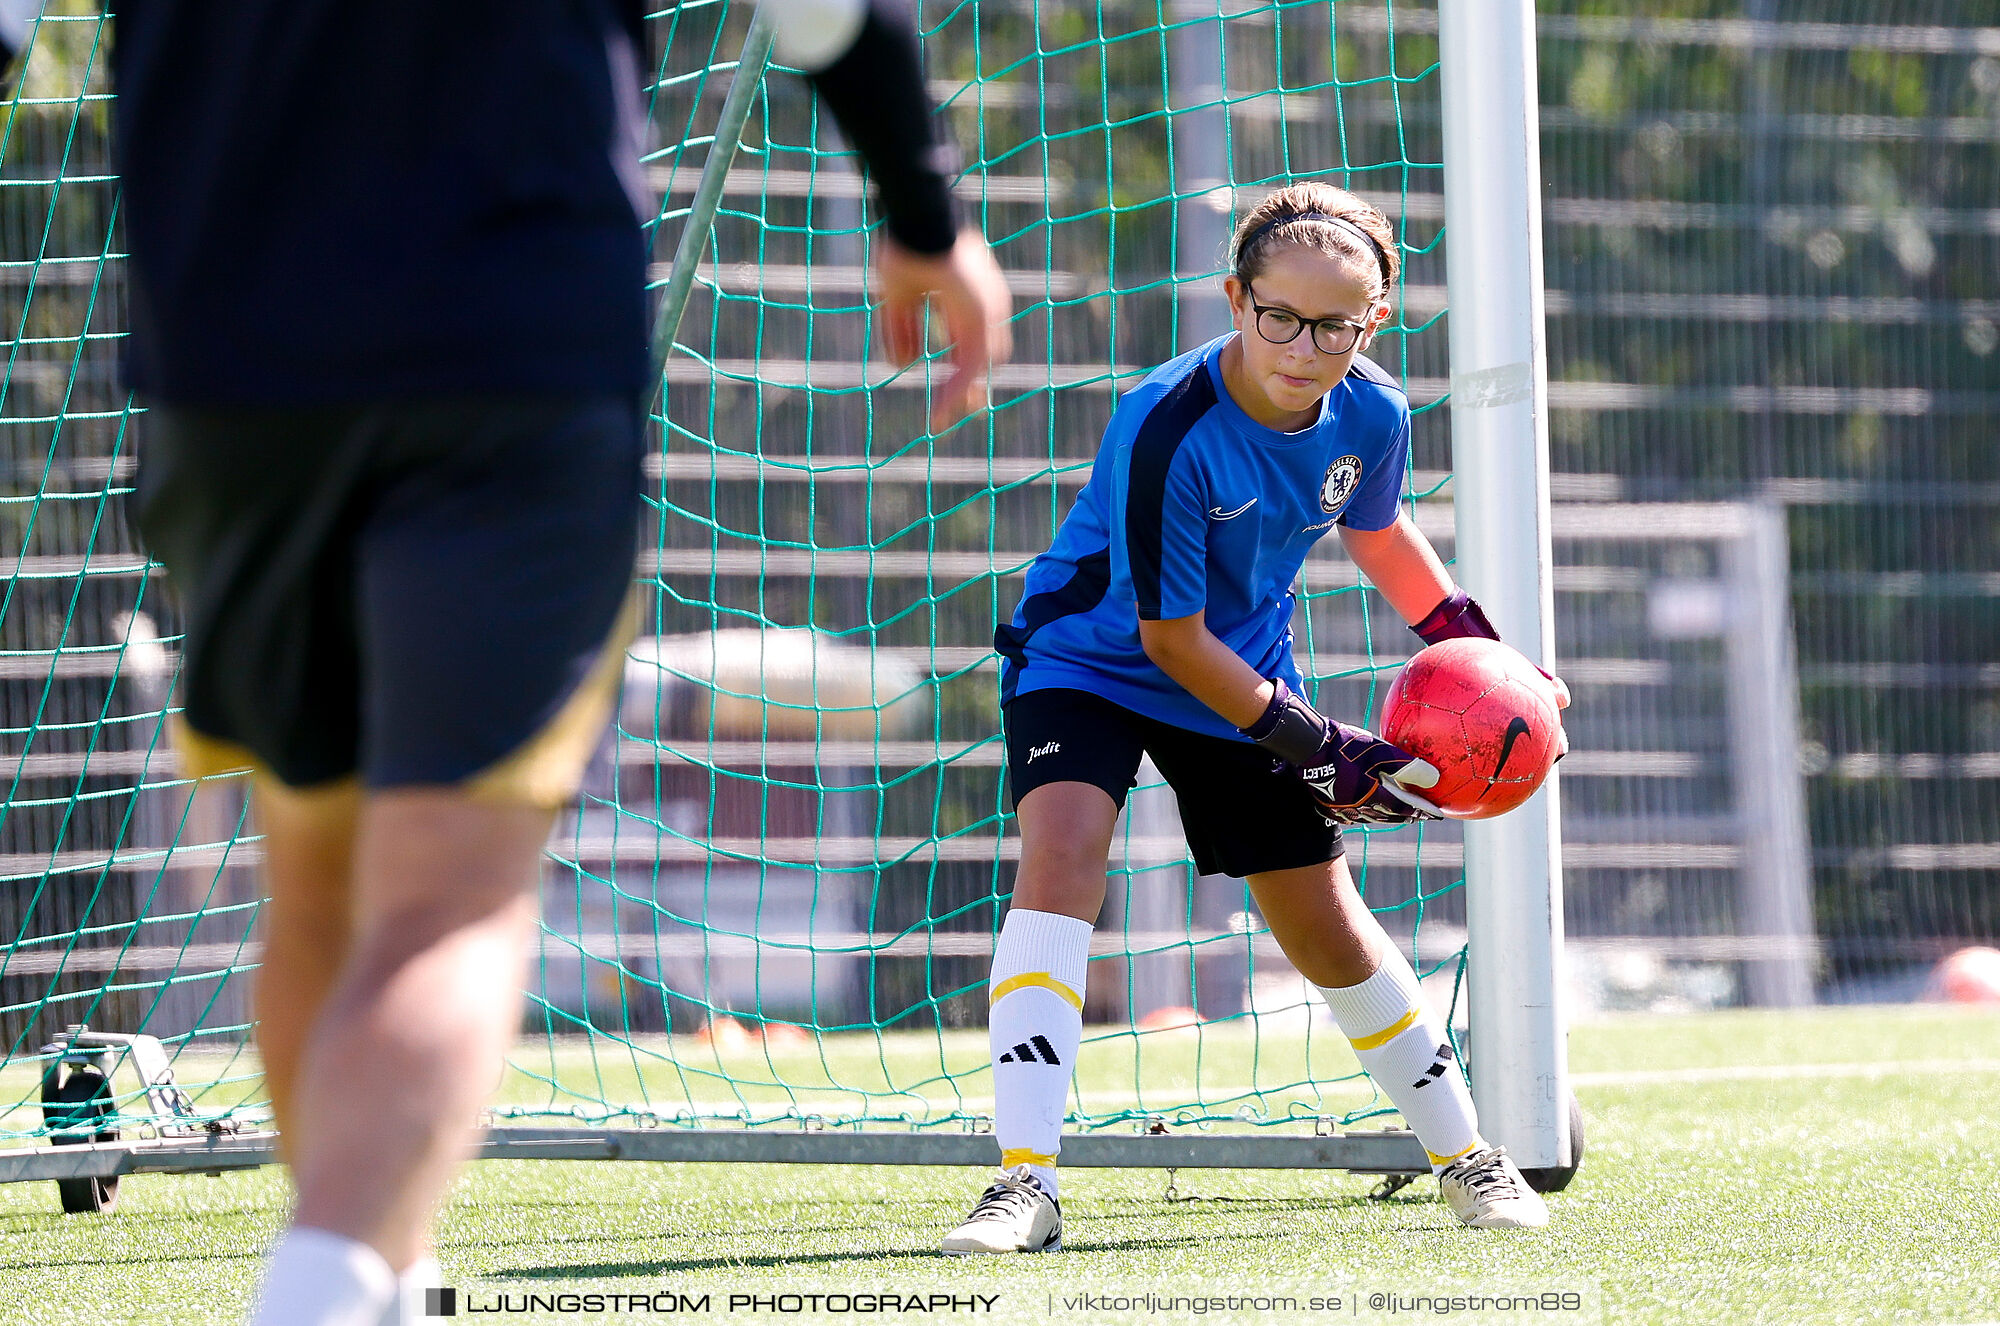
[1317, 951, 1483, 1171]
[249, 1226, 397, 1326]
[378, 1255, 442, 1326]
[989, 907, 1092, 1199]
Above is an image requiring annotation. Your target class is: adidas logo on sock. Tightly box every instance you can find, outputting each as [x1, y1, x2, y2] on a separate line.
[1411, 1041, 1455, 1089]
[998, 1035, 1062, 1066]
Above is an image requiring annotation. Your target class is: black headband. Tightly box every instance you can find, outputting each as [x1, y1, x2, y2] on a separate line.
[1235, 209, 1393, 286]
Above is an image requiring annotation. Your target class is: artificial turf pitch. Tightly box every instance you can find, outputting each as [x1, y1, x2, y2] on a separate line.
[0, 1004, 1994, 1325]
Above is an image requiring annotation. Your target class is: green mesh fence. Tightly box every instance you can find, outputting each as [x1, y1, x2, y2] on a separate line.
[0, 3, 272, 1139]
[0, 0, 1465, 1154]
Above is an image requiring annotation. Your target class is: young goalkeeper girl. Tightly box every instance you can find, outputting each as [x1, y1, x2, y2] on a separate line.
[942, 181, 1566, 1254]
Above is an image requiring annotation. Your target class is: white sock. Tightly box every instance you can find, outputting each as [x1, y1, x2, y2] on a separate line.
[249, 1226, 397, 1326]
[1317, 952, 1483, 1172]
[378, 1255, 442, 1326]
[989, 907, 1092, 1200]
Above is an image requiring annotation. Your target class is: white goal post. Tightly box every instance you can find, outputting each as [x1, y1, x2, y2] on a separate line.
[1439, 0, 1574, 1172]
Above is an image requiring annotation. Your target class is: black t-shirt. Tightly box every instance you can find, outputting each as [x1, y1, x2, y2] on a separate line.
[113, 1, 652, 404]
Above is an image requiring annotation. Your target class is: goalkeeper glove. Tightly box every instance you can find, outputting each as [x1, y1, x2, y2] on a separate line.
[1411, 587, 1497, 647]
[1240, 678, 1440, 826]
[1413, 588, 1573, 724]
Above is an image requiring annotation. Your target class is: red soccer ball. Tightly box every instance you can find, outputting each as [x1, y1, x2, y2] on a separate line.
[1379, 638, 1564, 819]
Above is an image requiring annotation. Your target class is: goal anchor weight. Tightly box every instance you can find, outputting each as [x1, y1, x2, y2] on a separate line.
[36, 1025, 218, 1215]
[1515, 1090, 1585, 1195]
[41, 1052, 117, 1214]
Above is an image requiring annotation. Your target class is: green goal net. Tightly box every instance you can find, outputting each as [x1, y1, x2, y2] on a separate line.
[0, 0, 1467, 1177]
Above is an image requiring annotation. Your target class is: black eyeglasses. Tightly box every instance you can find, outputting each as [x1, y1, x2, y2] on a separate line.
[1244, 283, 1373, 356]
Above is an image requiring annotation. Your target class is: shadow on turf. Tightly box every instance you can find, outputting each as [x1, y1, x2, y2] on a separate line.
[0, 1243, 264, 1271]
[488, 1234, 1216, 1278]
[0, 1207, 277, 1238]
[483, 1195, 1418, 1277]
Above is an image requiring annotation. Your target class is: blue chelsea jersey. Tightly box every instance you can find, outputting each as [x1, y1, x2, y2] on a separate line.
[995, 334, 1412, 740]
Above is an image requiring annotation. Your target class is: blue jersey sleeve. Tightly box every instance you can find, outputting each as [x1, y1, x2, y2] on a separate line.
[1335, 404, 1411, 533]
[1121, 446, 1209, 620]
[1112, 368, 1220, 621]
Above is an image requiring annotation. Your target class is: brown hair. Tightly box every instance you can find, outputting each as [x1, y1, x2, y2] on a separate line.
[1229, 182, 1399, 300]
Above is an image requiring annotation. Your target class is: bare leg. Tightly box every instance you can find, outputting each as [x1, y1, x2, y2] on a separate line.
[1008, 782, 1119, 922]
[251, 776, 362, 1168]
[282, 788, 552, 1271]
[1245, 854, 1387, 988]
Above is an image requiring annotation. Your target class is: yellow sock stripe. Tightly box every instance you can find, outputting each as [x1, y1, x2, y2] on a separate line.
[1347, 1006, 1421, 1052]
[989, 972, 1083, 1010]
[1428, 1142, 1479, 1168]
[1002, 1149, 1058, 1169]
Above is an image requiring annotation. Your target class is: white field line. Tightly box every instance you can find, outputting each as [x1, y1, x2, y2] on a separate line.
[1572, 1057, 2000, 1087]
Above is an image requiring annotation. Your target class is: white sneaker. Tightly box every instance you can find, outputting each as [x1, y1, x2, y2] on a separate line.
[1438, 1146, 1550, 1229]
[940, 1165, 1063, 1254]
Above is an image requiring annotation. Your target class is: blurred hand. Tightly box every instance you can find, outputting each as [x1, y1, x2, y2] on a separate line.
[873, 229, 1012, 433]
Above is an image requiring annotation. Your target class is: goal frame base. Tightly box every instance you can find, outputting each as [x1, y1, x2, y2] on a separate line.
[0, 1125, 1430, 1187]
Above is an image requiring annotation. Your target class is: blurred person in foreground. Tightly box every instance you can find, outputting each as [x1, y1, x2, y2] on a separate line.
[108, 2, 1009, 1322]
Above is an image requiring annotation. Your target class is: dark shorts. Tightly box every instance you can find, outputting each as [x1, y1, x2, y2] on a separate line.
[1002, 687, 1343, 879]
[133, 395, 644, 801]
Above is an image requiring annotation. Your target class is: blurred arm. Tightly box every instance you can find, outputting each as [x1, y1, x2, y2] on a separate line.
[0, 0, 42, 73]
[764, 0, 958, 254]
[759, 0, 1011, 429]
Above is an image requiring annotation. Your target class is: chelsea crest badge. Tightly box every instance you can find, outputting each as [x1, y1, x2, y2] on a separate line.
[1320, 455, 1363, 513]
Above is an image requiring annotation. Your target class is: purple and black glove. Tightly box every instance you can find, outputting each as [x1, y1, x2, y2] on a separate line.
[1411, 587, 1500, 647]
[1239, 678, 1440, 826]
[1298, 722, 1445, 825]
[1412, 588, 1572, 755]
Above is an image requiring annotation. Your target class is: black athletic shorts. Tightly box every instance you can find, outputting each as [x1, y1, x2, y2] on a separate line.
[133, 395, 644, 802]
[1002, 687, 1343, 879]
